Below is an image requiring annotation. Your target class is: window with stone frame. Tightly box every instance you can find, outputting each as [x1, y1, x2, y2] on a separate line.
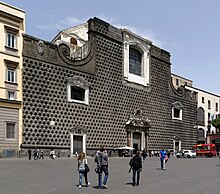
[5, 60, 18, 84]
[6, 123, 15, 139]
[122, 29, 151, 87]
[7, 68, 16, 83]
[172, 101, 183, 120]
[6, 32, 16, 48]
[5, 26, 18, 50]
[8, 90, 15, 100]
[67, 76, 90, 105]
[70, 86, 85, 101]
[129, 47, 142, 76]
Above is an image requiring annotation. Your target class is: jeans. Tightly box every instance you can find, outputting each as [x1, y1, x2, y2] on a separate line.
[79, 170, 89, 186]
[84, 172, 89, 185]
[132, 168, 140, 185]
[160, 158, 165, 169]
[98, 166, 108, 188]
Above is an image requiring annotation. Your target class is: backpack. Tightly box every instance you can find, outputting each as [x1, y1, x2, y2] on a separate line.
[131, 156, 140, 169]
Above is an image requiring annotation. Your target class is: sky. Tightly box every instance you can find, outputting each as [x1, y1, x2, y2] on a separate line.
[2, 0, 220, 95]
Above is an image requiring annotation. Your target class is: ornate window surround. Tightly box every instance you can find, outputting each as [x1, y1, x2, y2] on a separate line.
[122, 29, 151, 86]
[67, 76, 90, 105]
[172, 101, 183, 120]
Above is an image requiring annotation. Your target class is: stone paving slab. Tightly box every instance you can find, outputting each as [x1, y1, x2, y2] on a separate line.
[0, 156, 220, 194]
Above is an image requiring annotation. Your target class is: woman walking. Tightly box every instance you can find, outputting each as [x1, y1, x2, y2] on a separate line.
[77, 152, 90, 189]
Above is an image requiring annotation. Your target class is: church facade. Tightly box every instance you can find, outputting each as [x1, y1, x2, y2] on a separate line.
[21, 18, 197, 156]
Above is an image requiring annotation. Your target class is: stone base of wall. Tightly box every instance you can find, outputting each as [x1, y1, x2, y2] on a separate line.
[0, 148, 20, 158]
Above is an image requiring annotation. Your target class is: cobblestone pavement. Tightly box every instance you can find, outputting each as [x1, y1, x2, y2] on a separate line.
[0, 156, 220, 194]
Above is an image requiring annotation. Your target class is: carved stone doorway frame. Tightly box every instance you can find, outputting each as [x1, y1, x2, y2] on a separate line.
[126, 109, 151, 151]
[69, 126, 87, 156]
[173, 135, 181, 153]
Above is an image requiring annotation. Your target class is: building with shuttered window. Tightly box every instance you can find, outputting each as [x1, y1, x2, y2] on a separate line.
[0, 2, 25, 157]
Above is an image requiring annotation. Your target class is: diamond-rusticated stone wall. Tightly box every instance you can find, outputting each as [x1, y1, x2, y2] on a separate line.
[22, 17, 197, 152]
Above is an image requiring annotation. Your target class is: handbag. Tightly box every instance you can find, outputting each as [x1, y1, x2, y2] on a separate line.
[85, 164, 90, 172]
[95, 165, 102, 174]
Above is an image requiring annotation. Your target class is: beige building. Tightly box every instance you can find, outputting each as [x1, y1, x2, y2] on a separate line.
[185, 85, 220, 143]
[171, 73, 220, 143]
[171, 73, 193, 89]
[0, 2, 25, 157]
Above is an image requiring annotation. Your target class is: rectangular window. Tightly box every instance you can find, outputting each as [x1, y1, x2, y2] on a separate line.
[208, 113, 211, 121]
[129, 48, 142, 76]
[176, 79, 179, 86]
[6, 32, 17, 48]
[7, 68, 15, 83]
[174, 108, 180, 118]
[216, 103, 218, 111]
[8, 91, 15, 100]
[70, 86, 85, 101]
[6, 123, 15, 139]
[208, 100, 211, 109]
[202, 97, 204, 103]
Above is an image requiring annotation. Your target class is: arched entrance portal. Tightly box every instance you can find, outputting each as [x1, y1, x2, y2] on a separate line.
[126, 109, 151, 152]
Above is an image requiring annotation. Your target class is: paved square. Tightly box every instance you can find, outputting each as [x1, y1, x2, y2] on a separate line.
[0, 156, 220, 194]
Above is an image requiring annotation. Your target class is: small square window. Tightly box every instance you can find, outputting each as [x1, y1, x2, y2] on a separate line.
[6, 123, 15, 139]
[172, 101, 183, 121]
[67, 76, 90, 105]
[70, 86, 85, 101]
[7, 68, 15, 83]
[8, 91, 15, 100]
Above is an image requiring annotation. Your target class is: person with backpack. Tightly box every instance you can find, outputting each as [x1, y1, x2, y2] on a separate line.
[129, 151, 142, 186]
[95, 147, 109, 189]
[77, 152, 90, 189]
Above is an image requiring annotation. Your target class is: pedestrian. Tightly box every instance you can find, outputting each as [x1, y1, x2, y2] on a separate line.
[34, 148, 38, 160]
[159, 146, 167, 170]
[77, 152, 90, 189]
[95, 147, 109, 189]
[141, 149, 147, 162]
[50, 149, 55, 159]
[28, 149, 32, 160]
[129, 151, 142, 186]
[39, 149, 44, 159]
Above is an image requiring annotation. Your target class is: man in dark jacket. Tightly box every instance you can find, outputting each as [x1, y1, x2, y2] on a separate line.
[130, 151, 142, 186]
[95, 147, 109, 189]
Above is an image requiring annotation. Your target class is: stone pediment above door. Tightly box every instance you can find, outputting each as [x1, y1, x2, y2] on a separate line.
[70, 125, 87, 134]
[126, 109, 151, 131]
